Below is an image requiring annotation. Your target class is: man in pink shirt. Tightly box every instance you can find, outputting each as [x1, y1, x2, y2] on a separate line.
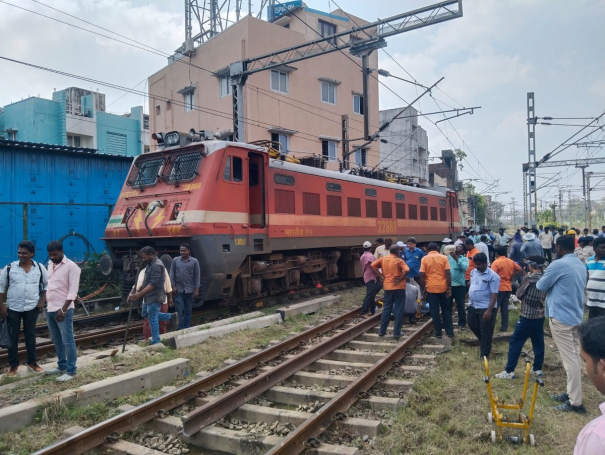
[360, 241, 381, 317]
[574, 316, 605, 454]
[45, 241, 81, 382]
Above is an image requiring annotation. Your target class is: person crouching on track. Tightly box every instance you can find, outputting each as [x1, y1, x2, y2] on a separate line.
[0, 240, 48, 377]
[495, 256, 546, 380]
[419, 242, 453, 339]
[169, 243, 200, 330]
[45, 241, 81, 382]
[134, 264, 174, 340]
[128, 247, 178, 345]
[467, 253, 500, 359]
[360, 241, 381, 318]
[371, 245, 410, 339]
[403, 277, 420, 324]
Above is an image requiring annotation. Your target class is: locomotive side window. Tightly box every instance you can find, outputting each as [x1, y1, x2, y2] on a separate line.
[396, 203, 406, 219]
[327, 195, 342, 216]
[233, 157, 243, 182]
[365, 188, 377, 197]
[430, 207, 438, 221]
[419, 197, 428, 203]
[223, 156, 232, 180]
[420, 206, 429, 220]
[127, 157, 164, 188]
[303, 193, 321, 215]
[274, 174, 295, 186]
[409, 204, 418, 220]
[327, 182, 341, 192]
[366, 200, 377, 218]
[223, 156, 243, 183]
[381, 202, 393, 219]
[440, 208, 447, 221]
[395, 193, 405, 201]
[275, 189, 295, 213]
[439, 199, 446, 205]
[347, 198, 361, 217]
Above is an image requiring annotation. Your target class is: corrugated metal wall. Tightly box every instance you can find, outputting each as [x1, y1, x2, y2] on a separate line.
[0, 143, 132, 266]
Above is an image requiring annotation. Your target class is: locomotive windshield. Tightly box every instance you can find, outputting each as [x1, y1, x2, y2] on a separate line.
[161, 150, 203, 183]
[127, 157, 164, 188]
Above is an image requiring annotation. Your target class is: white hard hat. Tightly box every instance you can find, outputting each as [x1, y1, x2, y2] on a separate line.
[363, 241, 372, 248]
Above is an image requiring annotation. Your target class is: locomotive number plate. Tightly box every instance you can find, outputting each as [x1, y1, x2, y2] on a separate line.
[377, 220, 397, 235]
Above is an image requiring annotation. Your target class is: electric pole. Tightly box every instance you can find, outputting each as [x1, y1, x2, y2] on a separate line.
[511, 197, 517, 229]
[568, 191, 572, 227]
[527, 92, 537, 227]
[558, 189, 563, 226]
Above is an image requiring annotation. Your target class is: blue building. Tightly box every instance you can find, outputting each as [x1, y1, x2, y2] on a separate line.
[0, 87, 149, 157]
[0, 139, 133, 266]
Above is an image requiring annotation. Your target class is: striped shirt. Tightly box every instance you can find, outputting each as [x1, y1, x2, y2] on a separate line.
[586, 255, 605, 308]
[516, 272, 545, 319]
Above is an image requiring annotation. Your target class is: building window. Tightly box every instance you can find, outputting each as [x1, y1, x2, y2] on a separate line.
[155, 105, 161, 116]
[319, 20, 336, 44]
[67, 135, 81, 147]
[271, 70, 288, 93]
[354, 149, 366, 166]
[322, 140, 338, 161]
[220, 75, 231, 97]
[184, 90, 194, 112]
[271, 132, 289, 153]
[106, 132, 126, 155]
[353, 94, 364, 115]
[321, 81, 336, 104]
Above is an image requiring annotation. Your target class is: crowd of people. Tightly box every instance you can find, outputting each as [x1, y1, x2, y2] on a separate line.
[0, 241, 201, 381]
[359, 227, 605, 451]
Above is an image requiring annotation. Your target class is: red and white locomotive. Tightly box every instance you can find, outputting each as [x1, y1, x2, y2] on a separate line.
[103, 132, 461, 306]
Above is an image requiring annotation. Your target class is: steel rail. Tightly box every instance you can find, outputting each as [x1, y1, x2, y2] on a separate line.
[267, 318, 434, 455]
[32, 306, 364, 455]
[181, 312, 382, 436]
[0, 323, 145, 363]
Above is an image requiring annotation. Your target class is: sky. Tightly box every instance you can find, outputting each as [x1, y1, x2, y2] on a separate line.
[0, 0, 604, 215]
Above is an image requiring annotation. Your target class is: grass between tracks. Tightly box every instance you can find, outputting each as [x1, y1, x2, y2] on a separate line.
[375, 310, 603, 455]
[0, 287, 366, 455]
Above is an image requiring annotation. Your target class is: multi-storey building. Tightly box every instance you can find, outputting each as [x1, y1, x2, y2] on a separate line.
[0, 87, 149, 157]
[148, 4, 379, 170]
[378, 106, 429, 185]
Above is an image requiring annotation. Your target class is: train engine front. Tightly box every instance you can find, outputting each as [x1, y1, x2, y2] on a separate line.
[103, 131, 269, 306]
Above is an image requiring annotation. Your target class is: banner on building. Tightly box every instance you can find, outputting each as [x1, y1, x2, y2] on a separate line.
[268, 0, 303, 22]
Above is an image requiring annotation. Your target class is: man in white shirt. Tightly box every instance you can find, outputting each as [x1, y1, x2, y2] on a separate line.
[538, 227, 553, 262]
[476, 236, 490, 265]
[496, 228, 512, 247]
[374, 238, 392, 259]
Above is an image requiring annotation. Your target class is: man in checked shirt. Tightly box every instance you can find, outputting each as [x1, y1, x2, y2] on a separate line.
[495, 256, 546, 379]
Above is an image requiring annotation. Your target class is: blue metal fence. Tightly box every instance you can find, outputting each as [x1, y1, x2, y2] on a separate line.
[0, 140, 132, 267]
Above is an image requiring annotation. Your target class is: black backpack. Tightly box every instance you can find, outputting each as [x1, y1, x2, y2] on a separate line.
[4, 261, 45, 294]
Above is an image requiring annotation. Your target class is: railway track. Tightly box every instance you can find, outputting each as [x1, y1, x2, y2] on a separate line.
[34, 306, 441, 455]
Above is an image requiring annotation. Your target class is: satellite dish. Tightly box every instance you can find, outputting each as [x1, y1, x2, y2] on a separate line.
[99, 254, 113, 276]
[160, 254, 173, 271]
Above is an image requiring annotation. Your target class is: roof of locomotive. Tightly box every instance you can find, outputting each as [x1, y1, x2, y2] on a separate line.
[269, 159, 448, 197]
[149, 140, 448, 197]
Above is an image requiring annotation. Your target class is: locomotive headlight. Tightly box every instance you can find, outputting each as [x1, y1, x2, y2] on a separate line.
[165, 131, 181, 146]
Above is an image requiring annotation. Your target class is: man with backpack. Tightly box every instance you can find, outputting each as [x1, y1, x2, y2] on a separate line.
[0, 240, 48, 376]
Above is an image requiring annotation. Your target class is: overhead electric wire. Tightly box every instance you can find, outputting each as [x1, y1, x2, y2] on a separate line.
[5, 0, 485, 182]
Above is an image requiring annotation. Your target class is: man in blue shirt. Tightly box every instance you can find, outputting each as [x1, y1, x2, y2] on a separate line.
[467, 253, 500, 359]
[402, 237, 425, 287]
[0, 240, 48, 376]
[445, 244, 469, 328]
[537, 235, 587, 413]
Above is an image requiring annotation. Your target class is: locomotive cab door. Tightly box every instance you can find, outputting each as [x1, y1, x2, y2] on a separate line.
[248, 152, 266, 229]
